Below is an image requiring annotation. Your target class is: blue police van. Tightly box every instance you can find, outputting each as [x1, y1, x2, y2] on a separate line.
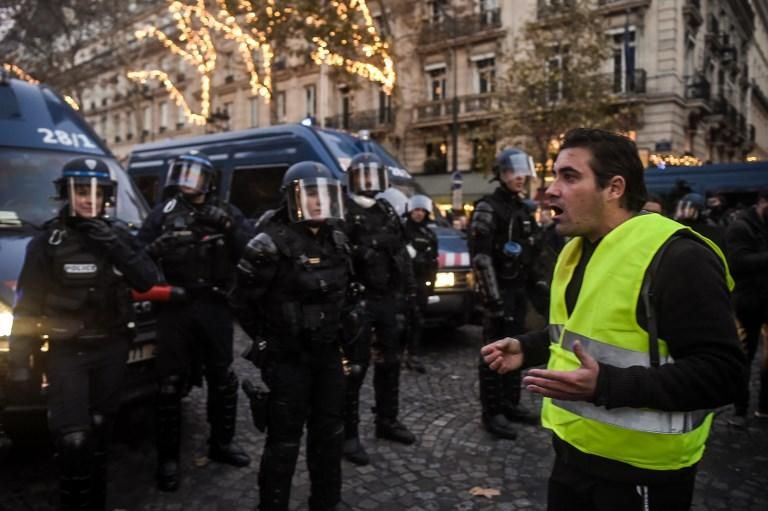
[0, 74, 158, 438]
[127, 124, 475, 326]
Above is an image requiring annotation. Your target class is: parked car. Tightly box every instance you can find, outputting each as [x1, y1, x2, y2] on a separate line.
[127, 124, 474, 327]
[0, 74, 158, 440]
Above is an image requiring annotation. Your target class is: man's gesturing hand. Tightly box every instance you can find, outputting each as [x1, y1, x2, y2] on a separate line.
[480, 337, 523, 374]
[522, 340, 599, 401]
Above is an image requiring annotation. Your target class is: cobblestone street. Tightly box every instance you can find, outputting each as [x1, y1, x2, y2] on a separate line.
[1, 325, 767, 510]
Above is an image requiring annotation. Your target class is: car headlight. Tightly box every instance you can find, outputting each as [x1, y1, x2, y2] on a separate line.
[0, 301, 13, 339]
[434, 272, 456, 288]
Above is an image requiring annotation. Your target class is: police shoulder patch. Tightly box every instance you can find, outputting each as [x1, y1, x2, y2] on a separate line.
[163, 198, 177, 214]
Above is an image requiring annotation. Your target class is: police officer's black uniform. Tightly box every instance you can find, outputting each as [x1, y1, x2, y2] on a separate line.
[469, 148, 542, 439]
[402, 195, 438, 373]
[7, 157, 157, 510]
[342, 153, 417, 466]
[137, 152, 252, 491]
[232, 162, 352, 511]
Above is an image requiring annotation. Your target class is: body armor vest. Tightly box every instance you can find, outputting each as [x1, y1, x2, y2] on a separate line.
[157, 197, 233, 290]
[480, 190, 537, 282]
[44, 221, 132, 337]
[347, 198, 404, 294]
[259, 219, 351, 350]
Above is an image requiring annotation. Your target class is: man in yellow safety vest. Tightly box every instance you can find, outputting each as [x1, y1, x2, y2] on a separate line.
[481, 128, 745, 511]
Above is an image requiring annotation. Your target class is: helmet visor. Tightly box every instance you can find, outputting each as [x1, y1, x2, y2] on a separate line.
[65, 175, 115, 218]
[166, 159, 212, 194]
[287, 177, 345, 222]
[348, 161, 389, 194]
[500, 153, 536, 177]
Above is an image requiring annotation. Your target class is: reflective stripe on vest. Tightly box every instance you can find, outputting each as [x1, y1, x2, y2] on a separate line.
[548, 325, 709, 434]
[542, 214, 732, 471]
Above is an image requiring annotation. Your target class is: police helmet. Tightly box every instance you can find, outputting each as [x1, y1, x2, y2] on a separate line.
[165, 151, 216, 196]
[281, 161, 345, 223]
[377, 187, 409, 217]
[347, 152, 389, 196]
[55, 157, 116, 218]
[674, 192, 705, 222]
[407, 194, 433, 216]
[493, 148, 536, 180]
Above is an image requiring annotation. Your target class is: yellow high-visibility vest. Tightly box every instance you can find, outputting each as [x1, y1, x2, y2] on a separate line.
[542, 213, 732, 471]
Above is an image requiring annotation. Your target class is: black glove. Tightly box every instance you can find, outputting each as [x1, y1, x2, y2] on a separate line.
[77, 218, 118, 247]
[146, 231, 183, 258]
[198, 204, 232, 232]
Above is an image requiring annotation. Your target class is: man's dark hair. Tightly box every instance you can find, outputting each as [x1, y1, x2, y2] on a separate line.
[559, 128, 647, 212]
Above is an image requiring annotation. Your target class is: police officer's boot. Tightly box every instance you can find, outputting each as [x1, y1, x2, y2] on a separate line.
[156, 377, 182, 492]
[89, 414, 112, 511]
[258, 440, 300, 511]
[478, 360, 517, 440]
[56, 430, 92, 511]
[373, 361, 416, 445]
[342, 369, 370, 466]
[307, 422, 344, 511]
[501, 370, 538, 425]
[207, 371, 251, 467]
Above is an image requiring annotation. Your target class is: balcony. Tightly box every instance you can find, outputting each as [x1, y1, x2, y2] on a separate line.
[685, 75, 711, 101]
[412, 93, 500, 127]
[418, 8, 502, 46]
[610, 68, 647, 95]
[324, 108, 392, 132]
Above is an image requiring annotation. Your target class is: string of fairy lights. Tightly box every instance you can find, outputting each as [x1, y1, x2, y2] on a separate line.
[2, 63, 81, 111]
[128, 0, 395, 126]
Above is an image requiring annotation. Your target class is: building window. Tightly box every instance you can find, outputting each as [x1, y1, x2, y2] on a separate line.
[547, 46, 569, 103]
[177, 104, 186, 128]
[427, 0, 448, 24]
[305, 84, 317, 118]
[427, 66, 447, 101]
[250, 97, 260, 127]
[378, 90, 392, 124]
[612, 28, 636, 93]
[113, 113, 122, 142]
[277, 91, 286, 122]
[424, 141, 448, 174]
[479, 0, 499, 24]
[474, 57, 495, 94]
[143, 106, 152, 132]
[100, 115, 107, 138]
[159, 101, 168, 131]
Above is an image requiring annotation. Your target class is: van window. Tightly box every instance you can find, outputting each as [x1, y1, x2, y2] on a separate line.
[133, 174, 161, 207]
[230, 165, 290, 218]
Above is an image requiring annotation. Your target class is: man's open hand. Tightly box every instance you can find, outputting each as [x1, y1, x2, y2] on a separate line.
[522, 340, 599, 401]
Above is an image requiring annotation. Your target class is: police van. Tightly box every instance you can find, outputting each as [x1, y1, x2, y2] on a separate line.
[127, 124, 475, 327]
[0, 74, 158, 437]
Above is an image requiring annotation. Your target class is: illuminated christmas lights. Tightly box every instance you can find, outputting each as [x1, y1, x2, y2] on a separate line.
[3, 62, 81, 110]
[128, 0, 396, 125]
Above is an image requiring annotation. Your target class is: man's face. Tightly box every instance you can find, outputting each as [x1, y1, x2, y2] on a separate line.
[72, 184, 104, 218]
[499, 169, 526, 193]
[409, 208, 427, 223]
[303, 187, 325, 220]
[546, 147, 610, 241]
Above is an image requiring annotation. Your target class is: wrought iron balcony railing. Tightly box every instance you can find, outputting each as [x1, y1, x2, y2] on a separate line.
[418, 8, 501, 45]
[324, 108, 392, 131]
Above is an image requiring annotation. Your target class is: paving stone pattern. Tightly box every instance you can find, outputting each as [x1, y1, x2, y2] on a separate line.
[1, 325, 766, 510]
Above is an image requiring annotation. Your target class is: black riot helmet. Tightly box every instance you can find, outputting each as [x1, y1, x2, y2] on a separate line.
[165, 151, 216, 197]
[492, 148, 536, 181]
[347, 152, 389, 197]
[55, 157, 116, 218]
[281, 161, 345, 223]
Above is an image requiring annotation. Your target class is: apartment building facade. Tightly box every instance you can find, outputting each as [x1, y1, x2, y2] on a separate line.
[68, 0, 765, 178]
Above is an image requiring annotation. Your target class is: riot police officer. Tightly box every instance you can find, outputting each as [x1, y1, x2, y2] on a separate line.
[469, 148, 542, 439]
[231, 162, 352, 511]
[7, 157, 157, 510]
[343, 153, 417, 466]
[402, 194, 438, 373]
[138, 151, 252, 491]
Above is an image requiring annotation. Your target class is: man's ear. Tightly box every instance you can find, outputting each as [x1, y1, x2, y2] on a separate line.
[605, 175, 626, 203]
